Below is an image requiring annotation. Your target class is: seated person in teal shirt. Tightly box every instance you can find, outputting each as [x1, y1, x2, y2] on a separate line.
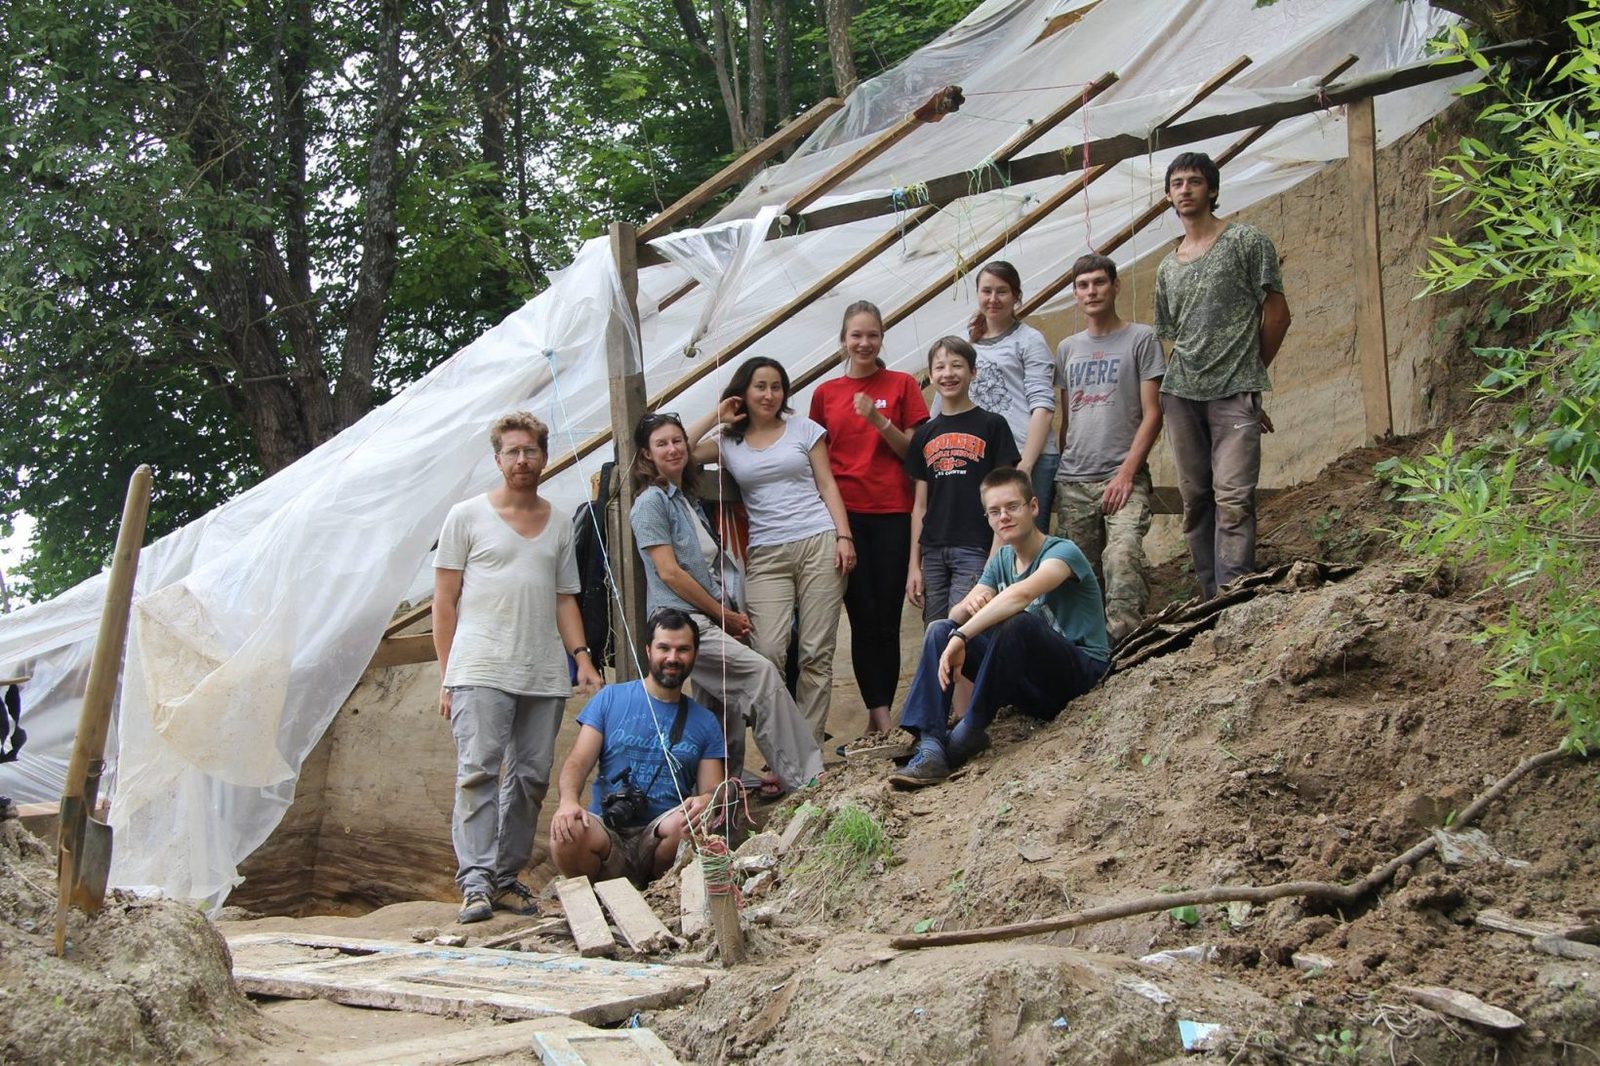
[890, 467, 1111, 788]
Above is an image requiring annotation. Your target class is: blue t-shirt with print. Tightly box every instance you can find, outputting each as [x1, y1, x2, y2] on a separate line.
[978, 536, 1110, 663]
[577, 681, 726, 822]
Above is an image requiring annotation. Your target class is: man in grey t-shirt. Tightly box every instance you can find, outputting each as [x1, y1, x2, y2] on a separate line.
[1155, 151, 1291, 599]
[1055, 254, 1165, 642]
[433, 412, 604, 924]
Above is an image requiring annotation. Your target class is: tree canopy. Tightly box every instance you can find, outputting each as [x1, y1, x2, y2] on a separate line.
[1, 0, 977, 601]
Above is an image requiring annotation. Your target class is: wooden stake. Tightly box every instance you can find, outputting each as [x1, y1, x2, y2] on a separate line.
[607, 221, 648, 679]
[1347, 95, 1394, 441]
[708, 887, 745, 966]
[554, 876, 619, 958]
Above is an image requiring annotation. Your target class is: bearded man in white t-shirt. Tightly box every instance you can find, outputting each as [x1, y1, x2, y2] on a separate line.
[433, 412, 604, 924]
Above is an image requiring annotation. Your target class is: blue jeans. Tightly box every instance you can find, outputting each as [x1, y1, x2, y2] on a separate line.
[920, 544, 989, 625]
[1032, 452, 1060, 532]
[897, 615, 1108, 753]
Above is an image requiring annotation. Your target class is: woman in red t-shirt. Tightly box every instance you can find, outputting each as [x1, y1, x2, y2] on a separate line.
[808, 301, 930, 736]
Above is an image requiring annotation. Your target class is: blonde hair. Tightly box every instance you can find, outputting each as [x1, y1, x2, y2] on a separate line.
[489, 411, 549, 454]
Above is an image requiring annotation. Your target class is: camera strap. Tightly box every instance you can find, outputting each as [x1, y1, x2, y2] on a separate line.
[637, 692, 691, 801]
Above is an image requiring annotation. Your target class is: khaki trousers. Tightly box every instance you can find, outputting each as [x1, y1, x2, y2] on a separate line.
[1055, 471, 1154, 641]
[744, 531, 845, 746]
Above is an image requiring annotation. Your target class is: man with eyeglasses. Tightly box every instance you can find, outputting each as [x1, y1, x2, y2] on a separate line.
[888, 467, 1110, 788]
[434, 412, 604, 923]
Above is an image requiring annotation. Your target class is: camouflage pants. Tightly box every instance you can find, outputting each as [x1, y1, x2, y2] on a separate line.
[1054, 470, 1153, 641]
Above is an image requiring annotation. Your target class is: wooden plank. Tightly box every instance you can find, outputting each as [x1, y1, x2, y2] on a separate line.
[608, 222, 648, 680]
[480, 917, 572, 949]
[533, 1026, 683, 1066]
[555, 877, 619, 958]
[368, 633, 437, 670]
[1347, 95, 1394, 442]
[1399, 985, 1524, 1031]
[776, 804, 819, 855]
[228, 933, 703, 1025]
[316, 1017, 593, 1066]
[708, 889, 745, 966]
[1475, 908, 1597, 941]
[636, 98, 845, 243]
[1531, 935, 1600, 962]
[788, 40, 1541, 237]
[593, 878, 677, 954]
[383, 600, 435, 638]
[679, 861, 707, 939]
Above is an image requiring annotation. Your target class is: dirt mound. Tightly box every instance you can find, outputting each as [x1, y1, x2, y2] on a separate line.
[0, 818, 259, 1064]
[650, 558, 1600, 1063]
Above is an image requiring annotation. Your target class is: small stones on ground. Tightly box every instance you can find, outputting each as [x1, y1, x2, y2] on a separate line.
[432, 933, 468, 947]
[409, 927, 440, 943]
[1292, 951, 1337, 973]
[1140, 944, 1216, 966]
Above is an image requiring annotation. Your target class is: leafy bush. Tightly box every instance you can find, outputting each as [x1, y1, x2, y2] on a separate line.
[1378, 6, 1600, 752]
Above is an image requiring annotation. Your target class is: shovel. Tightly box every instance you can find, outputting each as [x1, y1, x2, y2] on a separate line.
[54, 465, 151, 956]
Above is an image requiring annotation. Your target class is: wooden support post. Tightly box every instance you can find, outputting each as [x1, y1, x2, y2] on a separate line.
[1347, 95, 1394, 442]
[607, 222, 648, 678]
[708, 884, 746, 965]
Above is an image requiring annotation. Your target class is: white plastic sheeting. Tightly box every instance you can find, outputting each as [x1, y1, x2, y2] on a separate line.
[0, 0, 1468, 904]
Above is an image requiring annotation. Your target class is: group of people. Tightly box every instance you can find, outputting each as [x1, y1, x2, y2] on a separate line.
[431, 151, 1291, 922]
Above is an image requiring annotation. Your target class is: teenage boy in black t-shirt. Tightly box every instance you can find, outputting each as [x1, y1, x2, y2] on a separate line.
[906, 336, 1022, 624]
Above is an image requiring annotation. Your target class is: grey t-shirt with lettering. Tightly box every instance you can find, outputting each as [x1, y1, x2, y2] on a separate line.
[1056, 322, 1164, 482]
[1155, 223, 1283, 402]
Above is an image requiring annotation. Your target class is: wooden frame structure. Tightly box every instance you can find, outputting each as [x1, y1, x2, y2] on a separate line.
[366, 38, 1539, 671]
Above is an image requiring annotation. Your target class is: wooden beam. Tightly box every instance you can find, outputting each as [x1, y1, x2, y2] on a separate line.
[636, 98, 845, 244]
[789, 58, 1251, 395]
[607, 222, 648, 680]
[1019, 56, 1360, 318]
[367, 633, 436, 670]
[554, 876, 619, 958]
[1347, 95, 1394, 442]
[642, 73, 1117, 410]
[784, 41, 1536, 237]
[593, 878, 677, 954]
[381, 600, 433, 638]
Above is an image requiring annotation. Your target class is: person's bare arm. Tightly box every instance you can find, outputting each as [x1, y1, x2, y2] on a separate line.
[1057, 387, 1069, 453]
[1102, 379, 1164, 515]
[681, 755, 727, 824]
[906, 480, 927, 608]
[433, 568, 463, 719]
[1260, 291, 1291, 367]
[643, 543, 751, 638]
[852, 393, 913, 458]
[556, 593, 604, 693]
[1018, 407, 1053, 475]
[688, 397, 744, 464]
[809, 441, 857, 572]
[937, 560, 1072, 687]
[551, 724, 605, 846]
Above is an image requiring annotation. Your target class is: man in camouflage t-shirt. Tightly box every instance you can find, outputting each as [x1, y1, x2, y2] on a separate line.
[1155, 152, 1292, 599]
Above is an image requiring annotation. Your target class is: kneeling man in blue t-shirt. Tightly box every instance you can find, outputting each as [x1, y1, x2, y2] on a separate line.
[890, 467, 1111, 788]
[551, 608, 726, 886]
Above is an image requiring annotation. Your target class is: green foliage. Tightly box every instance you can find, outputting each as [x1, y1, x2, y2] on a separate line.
[1378, 6, 1600, 753]
[817, 803, 892, 869]
[1168, 904, 1201, 926]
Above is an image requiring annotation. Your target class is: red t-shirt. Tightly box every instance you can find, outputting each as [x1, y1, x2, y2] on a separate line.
[809, 368, 930, 514]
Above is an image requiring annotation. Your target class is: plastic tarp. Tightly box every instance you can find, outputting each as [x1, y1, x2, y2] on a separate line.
[0, 0, 1468, 905]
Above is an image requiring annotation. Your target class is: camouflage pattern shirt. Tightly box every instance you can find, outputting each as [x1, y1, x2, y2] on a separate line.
[1154, 222, 1283, 402]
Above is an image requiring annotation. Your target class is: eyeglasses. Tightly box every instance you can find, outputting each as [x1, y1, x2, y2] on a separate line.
[499, 447, 544, 461]
[984, 500, 1028, 520]
[640, 411, 682, 431]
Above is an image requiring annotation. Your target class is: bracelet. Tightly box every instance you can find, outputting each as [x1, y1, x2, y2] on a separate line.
[571, 646, 591, 658]
[836, 534, 854, 541]
[949, 629, 968, 643]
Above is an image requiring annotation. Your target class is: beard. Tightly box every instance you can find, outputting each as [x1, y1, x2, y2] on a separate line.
[649, 662, 688, 689]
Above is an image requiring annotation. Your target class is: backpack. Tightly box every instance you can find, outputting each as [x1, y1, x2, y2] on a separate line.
[571, 462, 617, 670]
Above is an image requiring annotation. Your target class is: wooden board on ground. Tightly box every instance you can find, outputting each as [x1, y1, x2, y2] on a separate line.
[228, 933, 705, 1025]
[555, 876, 620, 958]
[1475, 908, 1598, 942]
[679, 862, 707, 939]
[532, 1026, 682, 1065]
[316, 1017, 593, 1066]
[593, 878, 676, 954]
[1398, 985, 1524, 1032]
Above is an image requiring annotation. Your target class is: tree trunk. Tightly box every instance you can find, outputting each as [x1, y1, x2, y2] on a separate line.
[707, 0, 748, 149]
[1430, 0, 1581, 47]
[772, 0, 793, 122]
[743, 0, 768, 143]
[824, 0, 858, 97]
[334, 0, 404, 430]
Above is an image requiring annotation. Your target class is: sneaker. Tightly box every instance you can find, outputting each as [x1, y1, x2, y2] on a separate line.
[946, 727, 991, 768]
[840, 728, 916, 761]
[887, 747, 950, 789]
[492, 880, 541, 917]
[458, 891, 493, 924]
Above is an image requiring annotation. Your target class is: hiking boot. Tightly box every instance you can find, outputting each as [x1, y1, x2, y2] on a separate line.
[457, 891, 493, 924]
[887, 747, 950, 789]
[839, 728, 916, 761]
[946, 727, 991, 768]
[492, 881, 541, 917]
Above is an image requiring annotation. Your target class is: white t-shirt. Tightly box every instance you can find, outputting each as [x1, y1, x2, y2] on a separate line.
[716, 417, 836, 549]
[435, 494, 579, 696]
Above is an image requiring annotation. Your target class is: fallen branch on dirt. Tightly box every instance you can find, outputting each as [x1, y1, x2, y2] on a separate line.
[891, 746, 1570, 950]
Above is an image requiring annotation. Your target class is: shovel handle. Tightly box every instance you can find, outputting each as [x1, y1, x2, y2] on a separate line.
[62, 465, 151, 801]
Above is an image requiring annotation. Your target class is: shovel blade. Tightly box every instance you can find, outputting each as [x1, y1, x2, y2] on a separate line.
[68, 818, 113, 911]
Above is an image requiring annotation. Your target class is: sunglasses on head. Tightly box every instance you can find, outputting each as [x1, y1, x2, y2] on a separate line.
[640, 411, 682, 431]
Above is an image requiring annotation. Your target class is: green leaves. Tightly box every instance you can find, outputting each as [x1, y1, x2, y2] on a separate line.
[1384, 1, 1600, 752]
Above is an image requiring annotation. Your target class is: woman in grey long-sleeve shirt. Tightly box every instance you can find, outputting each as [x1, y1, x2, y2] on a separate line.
[966, 260, 1059, 529]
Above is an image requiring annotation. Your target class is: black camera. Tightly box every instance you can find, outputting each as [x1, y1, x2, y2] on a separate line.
[600, 767, 649, 830]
